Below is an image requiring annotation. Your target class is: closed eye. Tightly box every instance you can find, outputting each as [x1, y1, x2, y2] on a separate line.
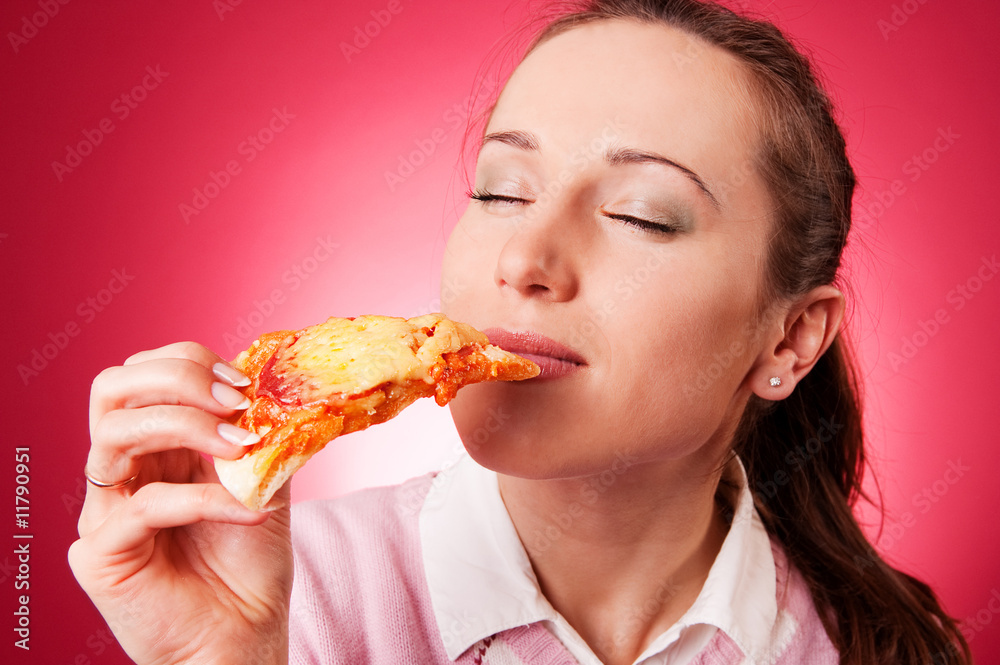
[603, 212, 679, 235]
[468, 189, 533, 206]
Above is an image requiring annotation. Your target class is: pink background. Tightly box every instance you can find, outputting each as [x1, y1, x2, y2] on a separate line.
[2, 0, 998, 662]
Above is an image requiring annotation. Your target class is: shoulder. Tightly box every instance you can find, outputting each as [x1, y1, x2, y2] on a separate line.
[291, 472, 435, 548]
[288, 473, 450, 664]
[289, 471, 436, 594]
[694, 541, 839, 665]
[766, 541, 839, 665]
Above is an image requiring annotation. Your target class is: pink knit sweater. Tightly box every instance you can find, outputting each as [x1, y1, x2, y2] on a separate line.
[288, 472, 839, 664]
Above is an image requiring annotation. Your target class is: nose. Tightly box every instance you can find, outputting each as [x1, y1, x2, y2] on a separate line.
[493, 202, 580, 302]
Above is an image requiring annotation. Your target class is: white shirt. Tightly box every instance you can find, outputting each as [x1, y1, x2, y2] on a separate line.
[420, 454, 781, 665]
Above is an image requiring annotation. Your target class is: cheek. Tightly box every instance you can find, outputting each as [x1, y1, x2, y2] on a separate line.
[440, 219, 763, 474]
[595, 267, 758, 438]
[447, 382, 560, 477]
[440, 217, 490, 319]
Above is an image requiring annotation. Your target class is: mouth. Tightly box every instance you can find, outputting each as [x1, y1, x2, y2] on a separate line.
[482, 328, 586, 380]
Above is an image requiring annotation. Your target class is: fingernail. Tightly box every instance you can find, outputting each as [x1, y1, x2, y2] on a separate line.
[213, 362, 251, 387]
[211, 382, 251, 410]
[217, 423, 261, 447]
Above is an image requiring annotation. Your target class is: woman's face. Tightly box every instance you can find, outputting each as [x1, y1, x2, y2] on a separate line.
[442, 19, 777, 479]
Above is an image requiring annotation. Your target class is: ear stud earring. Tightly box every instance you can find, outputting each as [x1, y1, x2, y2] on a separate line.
[769, 376, 782, 387]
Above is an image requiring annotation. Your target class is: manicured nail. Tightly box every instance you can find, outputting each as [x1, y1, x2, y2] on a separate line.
[211, 382, 251, 410]
[213, 362, 251, 387]
[217, 423, 261, 447]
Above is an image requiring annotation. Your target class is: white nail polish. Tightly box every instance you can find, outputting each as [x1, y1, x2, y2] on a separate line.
[217, 423, 261, 447]
[213, 362, 251, 387]
[211, 382, 251, 410]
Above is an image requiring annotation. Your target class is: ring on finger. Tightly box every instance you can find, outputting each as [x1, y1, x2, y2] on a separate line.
[84, 465, 140, 490]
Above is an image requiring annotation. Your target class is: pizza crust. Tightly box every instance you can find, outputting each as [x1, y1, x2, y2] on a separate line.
[214, 314, 538, 509]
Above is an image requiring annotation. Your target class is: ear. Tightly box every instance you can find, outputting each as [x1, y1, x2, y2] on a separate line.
[749, 285, 846, 401]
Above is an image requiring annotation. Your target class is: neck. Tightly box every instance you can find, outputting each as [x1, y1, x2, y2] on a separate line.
[498, 451, 729, 665]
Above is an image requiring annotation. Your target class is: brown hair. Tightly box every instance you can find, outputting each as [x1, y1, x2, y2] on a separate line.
[511, 1, 971, 663]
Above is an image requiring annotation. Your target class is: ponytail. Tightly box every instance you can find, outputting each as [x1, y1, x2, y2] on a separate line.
[735, 335, 971, 665]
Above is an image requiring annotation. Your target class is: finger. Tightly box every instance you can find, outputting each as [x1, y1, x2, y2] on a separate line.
[93, 340, 248, 430]
[93, 405, 259, 465]
[122, 340, 229, 368]
[71, 483, 270, 597]
[77, 482, 268, 552]
[86, 357, 252, 508]
[90, 358, 251, 437]
[125, 341, 252, 394]
[83, 404, 261, 527]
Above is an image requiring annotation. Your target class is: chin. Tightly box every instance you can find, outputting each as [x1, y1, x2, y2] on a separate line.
[461, 440, 576, 481]
[449, 383, 558, 478]
[451, 385, 526, 470]
[449, 384, 612, 480]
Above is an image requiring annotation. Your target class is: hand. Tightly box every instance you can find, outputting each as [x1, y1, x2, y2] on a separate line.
[69, 342, 292, 665]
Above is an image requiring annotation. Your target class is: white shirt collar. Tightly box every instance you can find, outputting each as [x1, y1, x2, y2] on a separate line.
[420, 454, 778, 664]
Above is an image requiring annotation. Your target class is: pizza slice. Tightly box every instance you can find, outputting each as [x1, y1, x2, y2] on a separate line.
[214, 313, 539, 509]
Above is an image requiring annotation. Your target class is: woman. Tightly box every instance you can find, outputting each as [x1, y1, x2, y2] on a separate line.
[69, 1, 971, 663]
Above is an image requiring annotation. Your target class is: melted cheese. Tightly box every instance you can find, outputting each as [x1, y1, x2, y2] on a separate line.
[274, 314, 488, 400]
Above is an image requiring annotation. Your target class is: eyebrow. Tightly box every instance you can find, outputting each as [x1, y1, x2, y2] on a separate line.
[481, 130, 720, 209]
[482, 130, 539, 152]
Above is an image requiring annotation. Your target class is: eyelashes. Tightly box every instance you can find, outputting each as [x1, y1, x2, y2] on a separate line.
[467, 188, 530, 205]
[602, 212, 679, 235]
[468, 188, 679, 235]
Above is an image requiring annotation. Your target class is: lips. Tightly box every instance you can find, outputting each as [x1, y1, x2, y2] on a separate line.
[482, 328, 586, 380]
